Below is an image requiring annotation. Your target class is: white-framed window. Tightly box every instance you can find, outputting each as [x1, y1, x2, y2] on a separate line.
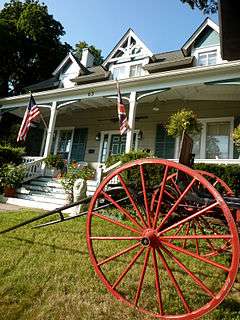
[190, 117, 233, 159]
[129, 64, 143, 77]
[198, 50, 217, 66]
[111, 63, 144, 80]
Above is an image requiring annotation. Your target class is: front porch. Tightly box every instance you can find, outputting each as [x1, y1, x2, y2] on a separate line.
[1, 62, 240, 209]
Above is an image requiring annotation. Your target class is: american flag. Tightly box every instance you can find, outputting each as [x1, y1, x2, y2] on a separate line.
[117, 82, 129, 135]
[17, 94, 40, 142]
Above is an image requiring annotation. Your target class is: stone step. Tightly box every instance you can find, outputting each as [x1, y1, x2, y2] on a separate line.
[19, 184, 65, 194]
[16, 193, 67, 205]
[29, 179, 64, 189]
[17, 187, 67, 200]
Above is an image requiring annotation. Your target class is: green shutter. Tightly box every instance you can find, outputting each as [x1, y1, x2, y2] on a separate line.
[155, 124, 175, 159]
[70, 128, 88, 162]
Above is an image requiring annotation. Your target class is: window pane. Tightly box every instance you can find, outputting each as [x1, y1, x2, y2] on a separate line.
[198, 50, 217, 66]
[130, 64, 142, 77]
[112, 66, 126, 80]
[191, 132, 201, 159]
[206, 122, 230, 159]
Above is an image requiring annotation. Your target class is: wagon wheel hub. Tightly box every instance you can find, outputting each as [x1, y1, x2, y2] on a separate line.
[141, 229, 160, 248]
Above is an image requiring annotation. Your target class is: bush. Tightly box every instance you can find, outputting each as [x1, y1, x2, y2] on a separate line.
[0, 163, 26, 189]
[193, 163, 240, 196]
[61, 163, 95, 201]
[105, 149, 153, 167]
[44, 154, 65, 170]
[0, 144, 25, 167]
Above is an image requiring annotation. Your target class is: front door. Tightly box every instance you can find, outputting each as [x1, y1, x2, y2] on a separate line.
[109, 134, 126, 156]
[99, 131, 138, 163]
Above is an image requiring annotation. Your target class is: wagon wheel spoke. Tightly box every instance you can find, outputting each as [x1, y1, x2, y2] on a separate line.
[160, 243, 215, 298]
[153, 165, 169, 229]
[161, 240, 230, 272]
[156, 247, 191, 313]
[182, 221, 191, 249]
[117, 173, 148, 228]
[93, 212, 142, 234]
[101, 190, 144, 230]
[158, 201, 219, 236]
[97, 242, 141, 267]
[134, 247, 151, 306]
[140, 165, 151, 227]
[156, 178, 197, 232]
[195, 219, 217, 254]
[152, 248, 164, 315]
[112, 247, 145, 289]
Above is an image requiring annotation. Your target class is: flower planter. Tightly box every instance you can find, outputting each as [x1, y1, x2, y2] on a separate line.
[3, 186, 16, 197]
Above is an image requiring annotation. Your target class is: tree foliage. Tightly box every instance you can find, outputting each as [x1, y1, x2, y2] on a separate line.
[73, 41, 104, 66]
[180, 0, 218, 14]
[0, 0, 71, 97]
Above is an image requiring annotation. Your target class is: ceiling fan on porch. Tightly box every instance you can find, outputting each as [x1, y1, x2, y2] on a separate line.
[97, 115, 148, 122]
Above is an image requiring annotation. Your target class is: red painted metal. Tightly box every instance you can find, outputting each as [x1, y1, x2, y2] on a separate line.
[86, 158, 239, 319]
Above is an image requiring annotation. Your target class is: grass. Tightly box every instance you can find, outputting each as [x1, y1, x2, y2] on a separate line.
[0, 209, 239, 320]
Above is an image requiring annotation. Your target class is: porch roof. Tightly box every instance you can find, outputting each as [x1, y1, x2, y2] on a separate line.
[1, 60, 240, 109]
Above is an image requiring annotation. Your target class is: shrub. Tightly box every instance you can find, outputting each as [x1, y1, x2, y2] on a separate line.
[0, 163, 26, 189]
[193, 163, 240, 196]
[105, 149, 153, 167]
[232, 125, 240, 151]
[167, 108, 202, 137]
[0, 144, 25, 167]
[44, 154, 65, 170]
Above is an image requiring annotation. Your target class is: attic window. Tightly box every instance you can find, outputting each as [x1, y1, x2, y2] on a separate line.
[198, 50, 217, 66]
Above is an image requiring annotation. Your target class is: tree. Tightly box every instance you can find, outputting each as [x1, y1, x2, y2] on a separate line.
[0, 0, 71, 97]
[73, 41, 104, 66]
[180, 0, 218, 14]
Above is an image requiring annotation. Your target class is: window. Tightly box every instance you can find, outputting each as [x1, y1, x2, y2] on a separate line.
[129, 64, 142, 77]
[191, 119, 232, 159]
[112, 66, 127, 80]
[198, 50, 217, 66]
[206, 122, 230, 159]
[112, 63, 143, 80]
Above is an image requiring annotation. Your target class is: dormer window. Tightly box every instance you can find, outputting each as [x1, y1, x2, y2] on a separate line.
[112, 65, 127, 80]
[198, 50, 217, 66]
[129, 64, 142, 77]
[112, 63, 143, 80]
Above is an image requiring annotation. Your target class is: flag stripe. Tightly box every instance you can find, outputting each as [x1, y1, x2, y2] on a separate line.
[117, 83, 128, 135]
[17, 95, 40, 142]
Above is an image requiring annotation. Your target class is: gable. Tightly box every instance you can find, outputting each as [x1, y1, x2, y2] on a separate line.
[103, 29, 153, 67]
[194, 27, 219, 49]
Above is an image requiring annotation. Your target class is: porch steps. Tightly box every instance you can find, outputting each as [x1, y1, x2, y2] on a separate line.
[7, 176, 68, 211]
[6, 176, 99, 211]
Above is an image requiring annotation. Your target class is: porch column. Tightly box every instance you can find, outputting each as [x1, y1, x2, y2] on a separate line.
[125, 91, 137, 153]
[43, 101, 57, 157]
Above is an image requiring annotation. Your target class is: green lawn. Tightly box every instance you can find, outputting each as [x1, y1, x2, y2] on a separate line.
[0, 209, 239, 320]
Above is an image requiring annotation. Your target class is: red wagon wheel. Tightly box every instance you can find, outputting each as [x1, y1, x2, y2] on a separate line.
[87, 159, 239, 319]
[150, 170, 235, 257]
[195, 170, 234, 197]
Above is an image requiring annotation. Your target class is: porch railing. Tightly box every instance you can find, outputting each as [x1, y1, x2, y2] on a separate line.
[22, 156, 45, 182]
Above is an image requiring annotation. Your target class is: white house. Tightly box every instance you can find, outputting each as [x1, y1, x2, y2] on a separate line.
[1, 18, 240, 209]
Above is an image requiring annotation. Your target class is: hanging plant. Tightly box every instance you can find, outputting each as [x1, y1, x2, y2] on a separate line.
[232, 125, 240, 150]
[167, 108, 202, 137]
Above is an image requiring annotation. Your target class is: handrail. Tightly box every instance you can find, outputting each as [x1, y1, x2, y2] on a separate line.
[22, 156, 46, 182]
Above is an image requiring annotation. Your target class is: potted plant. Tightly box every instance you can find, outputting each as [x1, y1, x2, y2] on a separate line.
[44, 154, 65, 177]
[0, 163, 26, 197]
[167, 108, 202, 138]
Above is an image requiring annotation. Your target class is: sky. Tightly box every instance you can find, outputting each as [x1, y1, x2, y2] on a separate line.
[0, 0, 218, 58]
